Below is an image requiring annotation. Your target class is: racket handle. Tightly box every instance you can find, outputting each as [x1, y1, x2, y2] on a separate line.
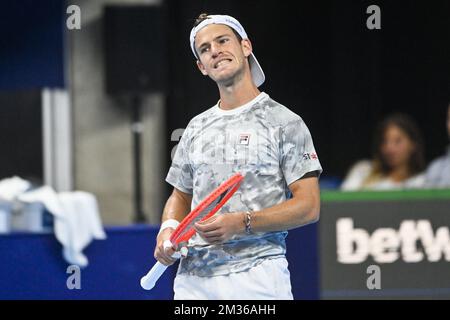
[140, 240, 181, 290]
[140, 261, 168, 290]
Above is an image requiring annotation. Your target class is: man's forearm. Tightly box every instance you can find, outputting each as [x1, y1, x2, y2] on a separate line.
[193, 178, 320, 244]
[156, 189, 192, 264]
[161, 189, 192, 223]
[248, 177, 320, 233]
[249, 196, 320, 233]
[194, 190, 320, 245]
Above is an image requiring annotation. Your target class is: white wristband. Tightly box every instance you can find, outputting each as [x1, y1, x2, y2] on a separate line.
[158, 219, 180, 236]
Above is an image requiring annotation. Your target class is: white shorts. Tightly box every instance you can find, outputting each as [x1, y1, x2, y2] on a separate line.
[173, 257, 293, 300]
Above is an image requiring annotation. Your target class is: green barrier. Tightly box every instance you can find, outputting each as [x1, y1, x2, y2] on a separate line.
[319, 188, 450, 299]
[321, 188, 450, 202]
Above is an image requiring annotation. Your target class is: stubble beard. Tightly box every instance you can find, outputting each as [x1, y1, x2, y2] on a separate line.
[215, 62, 246, 88]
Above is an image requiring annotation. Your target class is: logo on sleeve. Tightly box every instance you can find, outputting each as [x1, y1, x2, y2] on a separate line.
[303, 152, 318, 160]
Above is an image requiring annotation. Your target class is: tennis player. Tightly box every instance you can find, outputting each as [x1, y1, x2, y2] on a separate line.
[154, 13, 322, 299]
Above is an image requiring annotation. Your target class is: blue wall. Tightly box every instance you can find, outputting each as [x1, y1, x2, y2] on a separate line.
[0, 224, 319, 300]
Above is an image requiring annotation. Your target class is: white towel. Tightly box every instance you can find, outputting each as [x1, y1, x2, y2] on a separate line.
[18, 186, 106, 267]
[0, 176, 31, 202]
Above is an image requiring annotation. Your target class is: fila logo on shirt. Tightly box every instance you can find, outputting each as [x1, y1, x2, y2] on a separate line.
[238, 133, 251, 145]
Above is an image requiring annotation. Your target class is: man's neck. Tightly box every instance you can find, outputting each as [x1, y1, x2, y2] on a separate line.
[217, 74, 261, 110]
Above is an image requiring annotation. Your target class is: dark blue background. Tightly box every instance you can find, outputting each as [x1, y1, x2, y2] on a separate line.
[0, 0, 65, 90]
[0, 224, 319, 300]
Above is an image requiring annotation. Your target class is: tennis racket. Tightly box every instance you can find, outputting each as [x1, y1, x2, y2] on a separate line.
[140, 172, 244, 290]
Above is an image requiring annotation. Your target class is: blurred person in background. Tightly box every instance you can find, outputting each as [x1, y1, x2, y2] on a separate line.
[424, 103, 450, 188]
[341, 113, 426, 191]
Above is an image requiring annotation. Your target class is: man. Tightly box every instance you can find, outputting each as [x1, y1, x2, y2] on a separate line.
[425, 103, 450, 188]
[155, 13, 322, 299]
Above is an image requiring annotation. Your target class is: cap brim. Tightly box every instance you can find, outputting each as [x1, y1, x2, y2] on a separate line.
[249, 53, 265, 87]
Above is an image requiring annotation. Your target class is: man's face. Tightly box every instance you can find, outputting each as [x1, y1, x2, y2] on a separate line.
[194, 24, 252, 86]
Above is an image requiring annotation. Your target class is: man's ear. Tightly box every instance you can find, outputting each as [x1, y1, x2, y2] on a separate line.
[241, 39, 253, 58]
[196, 60, 208, 76]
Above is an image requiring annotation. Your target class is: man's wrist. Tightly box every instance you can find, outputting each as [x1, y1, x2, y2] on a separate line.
[158, 219, 180, 236]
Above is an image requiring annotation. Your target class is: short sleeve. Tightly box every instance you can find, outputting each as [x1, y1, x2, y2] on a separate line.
[280, 119, 323, 186]
[165, 128, 194, 194]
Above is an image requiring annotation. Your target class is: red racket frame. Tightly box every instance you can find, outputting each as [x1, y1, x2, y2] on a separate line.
[170, 173, 244, 245]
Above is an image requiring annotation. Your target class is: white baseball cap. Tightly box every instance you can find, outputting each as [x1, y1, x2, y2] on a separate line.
[189, 14, 265, 87]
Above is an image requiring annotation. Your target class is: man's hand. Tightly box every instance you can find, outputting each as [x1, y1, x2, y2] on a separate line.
[154, 228, 178, 266]
[194, 212, 246, 245]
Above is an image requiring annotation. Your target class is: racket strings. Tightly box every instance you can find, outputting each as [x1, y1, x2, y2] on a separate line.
[174, 188, 229, 242]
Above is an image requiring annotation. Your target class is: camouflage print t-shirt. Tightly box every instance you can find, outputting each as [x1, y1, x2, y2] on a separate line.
[166, 92, 322, 277]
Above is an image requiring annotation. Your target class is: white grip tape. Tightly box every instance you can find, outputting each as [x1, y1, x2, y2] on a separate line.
[140, 240, 180, 290]
[140, 261, 168, 290]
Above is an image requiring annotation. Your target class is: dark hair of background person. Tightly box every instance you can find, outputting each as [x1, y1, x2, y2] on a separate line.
[372, 113, 426, 177]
